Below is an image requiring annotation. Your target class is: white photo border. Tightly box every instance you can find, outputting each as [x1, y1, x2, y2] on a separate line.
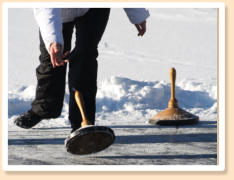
[2, 2, 225, 171]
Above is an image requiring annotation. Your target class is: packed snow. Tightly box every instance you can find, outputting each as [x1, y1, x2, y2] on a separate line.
[8, 76, 217, 129]
[6, 8, 218, 167]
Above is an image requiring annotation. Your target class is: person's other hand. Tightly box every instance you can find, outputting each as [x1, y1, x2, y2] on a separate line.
[135, 20, 146, 36]
[49, 42, 69, 68]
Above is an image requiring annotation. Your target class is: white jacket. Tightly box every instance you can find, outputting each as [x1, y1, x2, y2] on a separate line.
[34, 8, 150, 52]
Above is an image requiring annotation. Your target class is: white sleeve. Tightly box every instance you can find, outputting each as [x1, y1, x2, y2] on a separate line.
[124, 8, 150, 24]
[34, 8, 64, 53]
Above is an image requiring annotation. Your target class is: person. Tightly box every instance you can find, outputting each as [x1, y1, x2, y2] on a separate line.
[14, 8, 150, 133]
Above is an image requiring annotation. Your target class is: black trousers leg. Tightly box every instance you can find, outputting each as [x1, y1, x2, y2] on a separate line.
[69, 8, 110, 130]
[31, 22, 74, 118]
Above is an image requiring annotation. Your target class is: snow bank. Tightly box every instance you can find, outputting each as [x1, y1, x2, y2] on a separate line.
[8, 76, 216, 126]
[8, 85, 36, 116]
[96, 76, 215, 113]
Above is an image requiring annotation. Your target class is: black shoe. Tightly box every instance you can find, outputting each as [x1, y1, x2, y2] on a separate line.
[14, 110, 42, 129]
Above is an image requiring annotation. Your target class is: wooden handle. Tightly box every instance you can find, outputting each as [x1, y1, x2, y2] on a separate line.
[74, 90, 92, 127]
[170, 68, 176, 99]
[168, 68, 178, 108]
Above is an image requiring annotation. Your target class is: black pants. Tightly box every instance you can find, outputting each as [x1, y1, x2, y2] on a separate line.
[31, 8, 110, 130]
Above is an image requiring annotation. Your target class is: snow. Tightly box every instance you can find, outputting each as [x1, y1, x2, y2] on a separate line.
[6, 8, 217, 167]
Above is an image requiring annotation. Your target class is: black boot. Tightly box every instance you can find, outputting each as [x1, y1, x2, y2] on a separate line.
[14, 110, 42, 129]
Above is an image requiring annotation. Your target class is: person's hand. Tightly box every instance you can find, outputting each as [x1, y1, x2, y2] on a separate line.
[135, 20, 146, 36]
[49, 42, 69, 68]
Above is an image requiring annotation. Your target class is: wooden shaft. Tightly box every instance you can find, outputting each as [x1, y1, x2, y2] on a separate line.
[170, 68, 176, 99]
[74, 90, 92, 127]
[168, 68, 178, 108]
